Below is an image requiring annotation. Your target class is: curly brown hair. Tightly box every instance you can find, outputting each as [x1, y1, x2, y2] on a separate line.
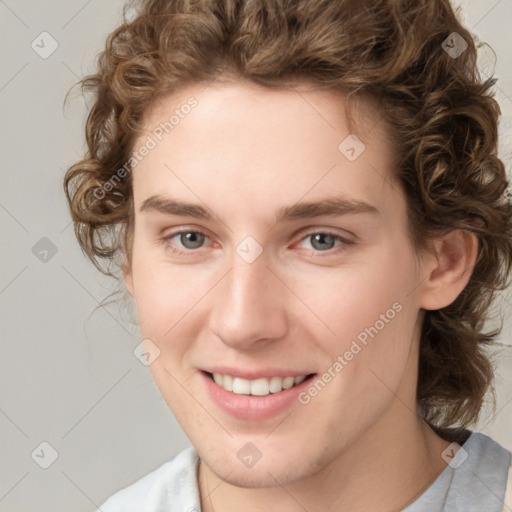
[64, 0, 512, 429]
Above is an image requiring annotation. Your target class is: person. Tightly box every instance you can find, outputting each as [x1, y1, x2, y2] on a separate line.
[63, 0, 512, 510]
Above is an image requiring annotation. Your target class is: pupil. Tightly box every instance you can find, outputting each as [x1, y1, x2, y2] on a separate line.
[181, 232, 204, 249]
[311, 233, 334, 251]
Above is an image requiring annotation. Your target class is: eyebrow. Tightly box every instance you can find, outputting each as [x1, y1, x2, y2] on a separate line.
[275, 197, 378, 222]
[139, 195, 379, 222]
[140, 195, 211, 219]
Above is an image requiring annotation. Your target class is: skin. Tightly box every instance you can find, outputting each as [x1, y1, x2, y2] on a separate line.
[123, 79, 478, 511]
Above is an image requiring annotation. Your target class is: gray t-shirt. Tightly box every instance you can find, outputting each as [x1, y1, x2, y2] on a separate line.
[98, 432, 511, 511]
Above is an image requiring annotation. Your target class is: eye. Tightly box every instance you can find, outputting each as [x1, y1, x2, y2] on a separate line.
[163, 230, 208, 252]
[297, 231, 351, 253]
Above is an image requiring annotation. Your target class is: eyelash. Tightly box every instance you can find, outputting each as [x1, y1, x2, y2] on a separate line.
[160, 229, 353, 258]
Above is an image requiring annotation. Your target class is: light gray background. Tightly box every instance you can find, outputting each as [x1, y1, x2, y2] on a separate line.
[0, 1, 511, 511]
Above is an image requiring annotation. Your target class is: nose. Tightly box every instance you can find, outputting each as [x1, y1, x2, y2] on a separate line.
[208, 252, 289, 351]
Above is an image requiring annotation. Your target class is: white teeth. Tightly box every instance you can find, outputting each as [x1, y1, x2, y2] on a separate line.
[232, 377, 251, 394]
[211, 373, 309, 395]
[294, 375, 306, 385]
[269, 376, 283, 393]
[223, 374, 233, 391]
[282, 376, 295, 389]
[250, 378, 270, 396]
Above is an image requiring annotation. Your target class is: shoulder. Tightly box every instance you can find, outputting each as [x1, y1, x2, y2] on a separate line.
[96, 447, 201, 512]
[405, 432, 511, 512]
[452, 432, 512, 512]
[446, 432, 511, 512]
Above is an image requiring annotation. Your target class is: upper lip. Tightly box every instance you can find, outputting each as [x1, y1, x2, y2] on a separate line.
[201, 367, 315, 380]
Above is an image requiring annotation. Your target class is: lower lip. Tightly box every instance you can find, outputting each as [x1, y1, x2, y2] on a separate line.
[201, 371, 314, 421]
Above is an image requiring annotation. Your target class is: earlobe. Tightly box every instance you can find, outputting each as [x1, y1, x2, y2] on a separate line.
[419, 229, 479, 311]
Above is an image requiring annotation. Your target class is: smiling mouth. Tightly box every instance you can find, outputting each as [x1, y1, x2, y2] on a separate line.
[206, 371, 316, 396]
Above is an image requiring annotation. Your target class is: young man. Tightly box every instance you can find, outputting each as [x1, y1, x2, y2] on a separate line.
[64, 0, 512, 510]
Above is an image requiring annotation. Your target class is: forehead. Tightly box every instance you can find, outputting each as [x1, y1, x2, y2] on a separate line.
[131, 80, 400, 218]
[143, 79, 384, 146]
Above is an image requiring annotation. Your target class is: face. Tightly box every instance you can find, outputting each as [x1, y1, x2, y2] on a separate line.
[124, 79, 430, 487]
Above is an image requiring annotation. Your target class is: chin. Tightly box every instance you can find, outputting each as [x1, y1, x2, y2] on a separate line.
[200, 440, 331, 489]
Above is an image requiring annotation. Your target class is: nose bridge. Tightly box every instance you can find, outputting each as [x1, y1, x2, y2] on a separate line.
[209, 250, 287, 348]
[230, 254, 270, 306]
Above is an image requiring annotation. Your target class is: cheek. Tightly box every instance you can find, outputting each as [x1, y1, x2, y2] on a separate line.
[292, 242, 420, 408]
[294, 248, 417, 351]
[131, 245, 209, 338]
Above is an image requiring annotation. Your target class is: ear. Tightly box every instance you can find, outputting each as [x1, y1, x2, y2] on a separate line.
[419, 229, 478, 311]
[122, 258, 135, 297]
